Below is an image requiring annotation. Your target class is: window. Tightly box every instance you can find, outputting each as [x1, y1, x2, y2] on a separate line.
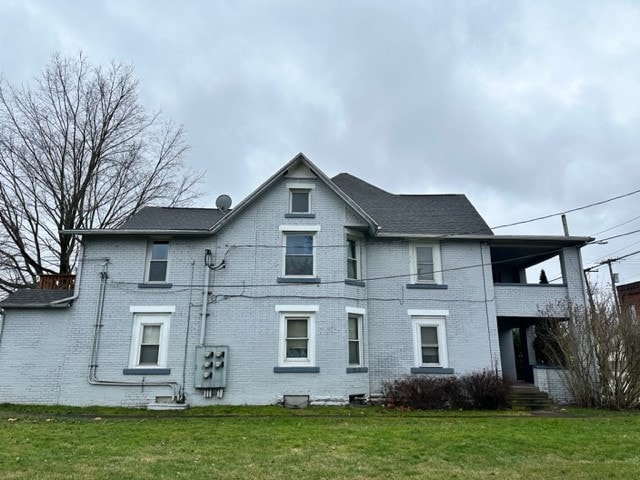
[128, 312, 171, 369]
[290, 189, 310, 213]
[147, 240, 169, 282]
[285, 234, 314, 276]
[286, 317, 309, 359]
[276, 306, 318, 367]
[410, 243, 442, 284]
[346, 237, 360, 280]
[411, 315, 448, 368]
[348, 314, 363, 366]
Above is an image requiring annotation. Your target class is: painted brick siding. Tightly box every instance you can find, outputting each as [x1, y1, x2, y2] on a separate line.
[0, 309, 68, 404]
[0, 168, 589, 407]
[533, 366, 572, 404]
[365, 239, 501, 393]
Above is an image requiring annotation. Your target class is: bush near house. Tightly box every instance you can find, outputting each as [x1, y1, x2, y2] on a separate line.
[382, 370, 511, 410]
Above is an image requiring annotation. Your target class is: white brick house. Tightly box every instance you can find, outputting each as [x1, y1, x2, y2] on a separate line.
[0, 154, 591, 407]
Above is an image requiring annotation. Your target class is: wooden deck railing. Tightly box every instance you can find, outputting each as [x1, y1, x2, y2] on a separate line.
[38, 274, 76, 290]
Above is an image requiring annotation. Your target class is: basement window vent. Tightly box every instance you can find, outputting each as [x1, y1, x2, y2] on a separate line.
[283, 395, 310, 409]
[349, 393, 367, 406]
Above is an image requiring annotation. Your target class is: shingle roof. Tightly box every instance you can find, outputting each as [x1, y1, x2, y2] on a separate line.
[0, 289, 74, 308]
[331, 173, 493, 236]
[119, 207, 225, 231]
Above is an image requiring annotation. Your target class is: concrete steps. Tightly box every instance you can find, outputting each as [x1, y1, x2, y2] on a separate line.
[508, 384, 555, 410]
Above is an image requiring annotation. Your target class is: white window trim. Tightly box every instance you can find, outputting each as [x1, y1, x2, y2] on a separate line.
[276, 305, 319, 312]
[346, 307, 366, 367]
[281, 228, 320, 277]
[286, 182, 316, 190]
[278, 312, 316, 367]
[409, 242, 442, 284]
[145, 239, 171, 283]
[130, 306, 176, 313]
[286, 183, 315, 214]
[411, 315, 449, 368]
[279, 225, 321, 231]
[345, 306, 366, 315]
[289, 188, 312, 214]
[128, 313, 171, 369]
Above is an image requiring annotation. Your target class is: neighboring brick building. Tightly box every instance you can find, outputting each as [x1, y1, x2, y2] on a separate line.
[0, 154, 591, 407]
[617, 281, 640, 316]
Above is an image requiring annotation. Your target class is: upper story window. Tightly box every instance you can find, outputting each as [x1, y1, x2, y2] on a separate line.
[286, 183, 315, 218]
[147, 240, 170, 282]
[290, 189, 310, 214]
[285, 234, 314, 276]
[346, 236, 361, 280]
[279, 226, 321, 280]
[410, 243, 442, 284]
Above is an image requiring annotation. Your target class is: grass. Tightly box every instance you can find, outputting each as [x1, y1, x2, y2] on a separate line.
[1, 404, 639, 479]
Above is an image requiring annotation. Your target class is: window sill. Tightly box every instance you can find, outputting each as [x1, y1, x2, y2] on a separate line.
[285, 213, 316, 219]
[345, 279, 366, 287]
[273, 366, 320, 373]
[123, 368, 171, 375]
[346, 367, 368, 374]
[410, 367, 454, 374]
[138, 283, 173, 289]
[406, 283, 448, 290]
[277, 277, 321, 284]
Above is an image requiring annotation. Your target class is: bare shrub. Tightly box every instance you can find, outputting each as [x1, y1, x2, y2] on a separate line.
[460, 370, 511, 410]
[383, 376, 465, 410]
[537, 293, 640, 409]
[383, 370, 511, 410]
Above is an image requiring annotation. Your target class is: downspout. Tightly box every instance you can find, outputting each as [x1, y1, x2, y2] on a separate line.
[480, 243, 496, 367]
[88, 260, 182, 401]
[200, 249, 212, 345]
[0, 309, 4, 350]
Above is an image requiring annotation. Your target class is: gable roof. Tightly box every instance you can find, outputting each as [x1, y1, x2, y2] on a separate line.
[119, 207, 225, 231]
[331, 173, 493, 236]
[63, 154, 492, 237]
[208, 153, 378, 234]
[0, 289, 74, 309]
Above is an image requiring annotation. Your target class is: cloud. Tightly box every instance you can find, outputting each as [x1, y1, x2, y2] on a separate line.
[1, 0, 640, 284]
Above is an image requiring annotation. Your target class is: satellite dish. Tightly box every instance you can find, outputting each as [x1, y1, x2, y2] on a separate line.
[216, 194, 232, 212]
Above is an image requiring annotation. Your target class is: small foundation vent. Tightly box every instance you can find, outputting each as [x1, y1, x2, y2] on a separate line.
[283, 395, 310, 409]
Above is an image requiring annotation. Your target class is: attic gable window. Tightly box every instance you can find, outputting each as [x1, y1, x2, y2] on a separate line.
[285, 183, 315, 218]
[290, 189, 310, 213]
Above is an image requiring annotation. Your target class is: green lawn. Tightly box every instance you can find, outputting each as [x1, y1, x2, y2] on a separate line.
[1, 405, 639, 479]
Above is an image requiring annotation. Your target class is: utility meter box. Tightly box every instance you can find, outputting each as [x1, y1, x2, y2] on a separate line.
[195, 345, 229, 389]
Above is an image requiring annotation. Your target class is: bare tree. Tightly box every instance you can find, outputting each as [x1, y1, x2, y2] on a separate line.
[537, 291, 640, 409]
[0, 53, 201, 293]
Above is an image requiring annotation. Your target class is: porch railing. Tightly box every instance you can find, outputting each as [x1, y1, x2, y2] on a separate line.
[38, 274, 76, 290]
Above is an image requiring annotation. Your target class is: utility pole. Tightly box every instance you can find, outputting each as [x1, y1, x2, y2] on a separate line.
[603, 259, 621, 314]
[583, 268, 597, 314]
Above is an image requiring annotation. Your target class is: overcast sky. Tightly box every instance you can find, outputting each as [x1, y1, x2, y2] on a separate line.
[1, 0, 639, 288]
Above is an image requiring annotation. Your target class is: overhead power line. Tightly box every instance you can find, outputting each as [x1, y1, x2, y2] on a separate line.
[491, 187, 640, 230]
[595, 228, 640, 243]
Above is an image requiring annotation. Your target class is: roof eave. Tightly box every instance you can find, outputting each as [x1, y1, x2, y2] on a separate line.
[62, 229, 214, 236]
[0, 302, 71, 309]
[374, 232, 593, 246]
